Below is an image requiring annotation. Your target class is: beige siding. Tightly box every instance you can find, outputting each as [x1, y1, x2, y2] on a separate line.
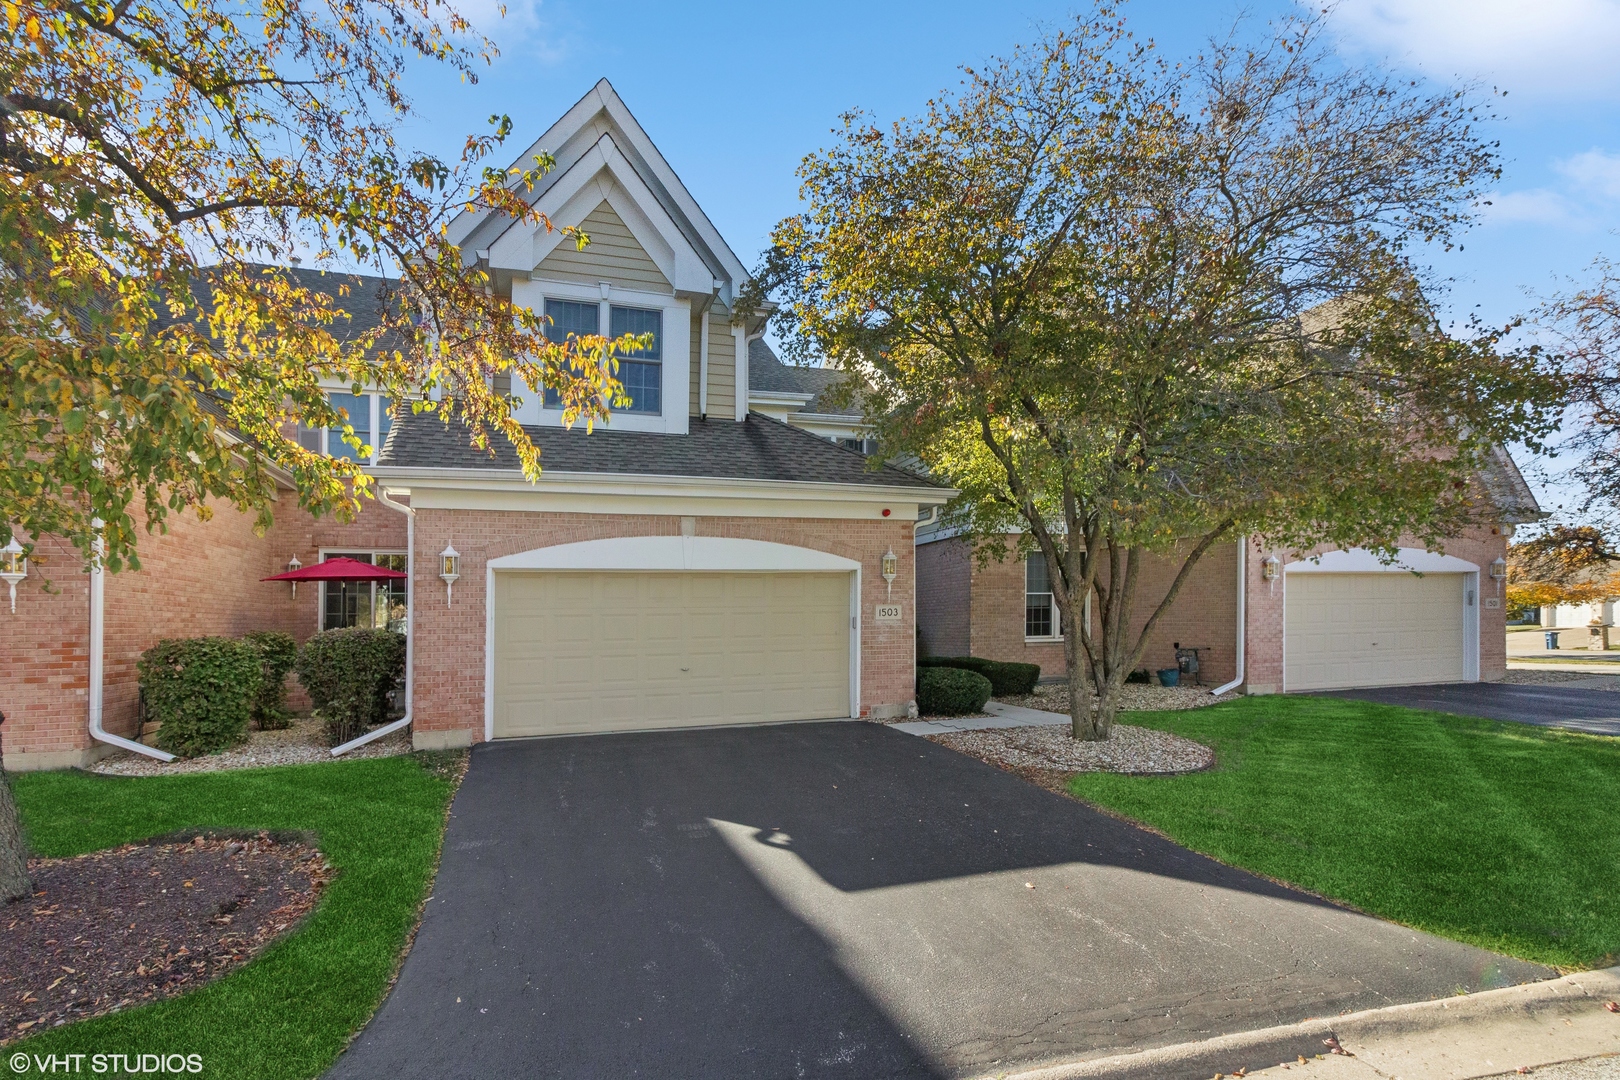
[535, 200, 670, 292]
[688, 310, 702, 415]
[706, 311, 735, 417]
[685, 306, 737, 417]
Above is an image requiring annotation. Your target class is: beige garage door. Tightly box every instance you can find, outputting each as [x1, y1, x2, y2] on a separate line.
[1285, 572, 1466, 692]
[493, 571, 851, 738]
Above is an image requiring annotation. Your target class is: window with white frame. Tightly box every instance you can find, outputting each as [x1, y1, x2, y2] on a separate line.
[297, 392, 394, 464]
[320, 552, 408, 633]
[540, 297, 661, 415]
[1026, 555, 1057, 639]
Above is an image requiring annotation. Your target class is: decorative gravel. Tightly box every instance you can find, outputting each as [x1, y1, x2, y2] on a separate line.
[89, 717, 410, 777]
[1501, 669, 1620, 690]
[931, 722, 1215, 775]
[999, 681, 1237, 714]
[1, 835, 329, 1042]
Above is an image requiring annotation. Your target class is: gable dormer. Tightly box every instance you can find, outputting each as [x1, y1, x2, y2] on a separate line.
[447, 80, 763, 434]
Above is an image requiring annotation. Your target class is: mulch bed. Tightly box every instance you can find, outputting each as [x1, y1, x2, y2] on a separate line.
[1, 834, 331, 1042]
[929, 722, 1215, 775]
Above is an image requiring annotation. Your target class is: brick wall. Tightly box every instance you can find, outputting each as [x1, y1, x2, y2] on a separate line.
[0, 533, 92, 767]
[2, 492, 407, 768]
[915, 537, 970, 658]
[1243, 528, 1510, 693]
[408, 510, 918, 745]
[964, 537, 1240, 686]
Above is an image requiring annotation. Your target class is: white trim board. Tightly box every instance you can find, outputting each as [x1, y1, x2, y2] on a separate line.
[486, 535, 862, 573]
[1283, 547, 1479, 574]
[482, 536, 865, 740]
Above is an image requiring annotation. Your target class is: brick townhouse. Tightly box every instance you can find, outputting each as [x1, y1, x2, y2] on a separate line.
[0, 79, 950, 769]
[916, 447, 1543, 694]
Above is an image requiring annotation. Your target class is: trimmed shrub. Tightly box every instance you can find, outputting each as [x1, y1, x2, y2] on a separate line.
[243, 630, 298, 730]
[916, 665, 993, 717]
[916, 655, 1040, 696]
[138, 637, 263, 757]
[296, 629, 407, 746]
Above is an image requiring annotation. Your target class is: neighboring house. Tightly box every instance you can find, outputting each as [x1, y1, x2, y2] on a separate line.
[747, 340, 875, 451]
[1, 79, 951, 770]
[917, 447, 1543, 694]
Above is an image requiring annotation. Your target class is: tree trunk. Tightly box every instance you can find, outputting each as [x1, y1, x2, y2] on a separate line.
[1063, 609, 1102, 740]
[0, 717, 31, 904]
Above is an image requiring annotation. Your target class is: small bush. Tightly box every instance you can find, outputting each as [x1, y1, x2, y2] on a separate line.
[138, 637, 263, 757]
[1125, 669, 1152, 685]
[243, 630, 299, 730]
[916, 665, 993, 716]
[296, 629, 406, 746]
[917, 655, 1040, 696]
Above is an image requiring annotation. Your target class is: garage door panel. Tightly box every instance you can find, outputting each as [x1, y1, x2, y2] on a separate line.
[494, 570, 851, 738]
[1285, 572, 1466, 692]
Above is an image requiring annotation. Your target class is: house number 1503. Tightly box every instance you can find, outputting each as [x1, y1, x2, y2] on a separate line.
[873, 604, 903, 624]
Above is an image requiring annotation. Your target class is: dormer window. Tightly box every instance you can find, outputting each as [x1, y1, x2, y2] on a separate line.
[541, 297, 661, 415]
[296, 391, 393, 464]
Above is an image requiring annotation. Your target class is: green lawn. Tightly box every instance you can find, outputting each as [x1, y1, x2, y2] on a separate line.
[1069, 697, 1620, 971]
[6, 753, 461, 1079]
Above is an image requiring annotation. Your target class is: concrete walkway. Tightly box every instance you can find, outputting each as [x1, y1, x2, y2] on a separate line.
[1005, 965, 1620, 1080]
[890, 700, 1072, 736]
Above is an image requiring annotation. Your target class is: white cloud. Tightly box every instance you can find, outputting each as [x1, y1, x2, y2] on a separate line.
[1556, 149, 1620, 200]
[1480, 188, 1579, 226]
[444, 0, 570, 63]
[1482, 148, 1620, 230]
[1325, 0, 1620, 101]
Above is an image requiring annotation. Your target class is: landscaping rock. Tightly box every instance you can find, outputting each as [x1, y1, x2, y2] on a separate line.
[931, 722, 1214, 774]
[91, 716, 409, 776]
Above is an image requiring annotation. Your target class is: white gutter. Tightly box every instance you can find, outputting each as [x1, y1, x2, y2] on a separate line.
[88, 530, 175, 762]
[1212, 536, 1246, 696]
[331, 488, 415, 756]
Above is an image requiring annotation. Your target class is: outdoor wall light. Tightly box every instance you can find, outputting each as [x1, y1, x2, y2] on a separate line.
[1, 536, 27, 614]
[1489, 557, 1507, 581]
[285, 554, 303, 598]
[439, 545, 461, 607]
[1261, 554, 1282, 581]
[881, 548, 898, 600]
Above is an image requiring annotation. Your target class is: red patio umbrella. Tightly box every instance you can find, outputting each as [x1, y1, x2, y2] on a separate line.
[262, 556, 407, 582]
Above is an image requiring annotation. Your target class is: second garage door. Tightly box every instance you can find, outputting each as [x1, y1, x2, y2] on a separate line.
[1285, 572, 1467, 692]
[493, 571, 852, 738]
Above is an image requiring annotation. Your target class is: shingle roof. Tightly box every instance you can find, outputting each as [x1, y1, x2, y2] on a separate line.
[1480, 445, 1544, 524]
[375, 408, 940, 489]
[748, 339, 863, 418]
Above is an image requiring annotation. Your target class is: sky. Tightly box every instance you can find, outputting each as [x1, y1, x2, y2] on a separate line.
[396, 0, 1620, 515]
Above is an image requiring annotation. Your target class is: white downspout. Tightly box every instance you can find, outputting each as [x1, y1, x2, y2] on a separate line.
[331, 488, 414, 756]
[89, 528, 176, 762]
[1212, 536, 1246, 697]
[696, 285, 718, 421]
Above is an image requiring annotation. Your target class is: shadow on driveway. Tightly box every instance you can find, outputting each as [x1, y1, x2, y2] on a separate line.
[326, 722, 1551, 1080]
[1319, 682, 1620, 736]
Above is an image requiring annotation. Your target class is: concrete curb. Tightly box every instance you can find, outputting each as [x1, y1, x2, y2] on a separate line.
[990, 967, 1620, 1080]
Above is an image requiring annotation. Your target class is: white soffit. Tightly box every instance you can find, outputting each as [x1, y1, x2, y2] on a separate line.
[488, 535, 863, 573]
[1284, 547, 1480, 574]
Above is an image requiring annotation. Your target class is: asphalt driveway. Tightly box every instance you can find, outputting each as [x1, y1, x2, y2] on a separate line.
[1321, 681, 1620, 735]
[327, 722, 1550, 1080]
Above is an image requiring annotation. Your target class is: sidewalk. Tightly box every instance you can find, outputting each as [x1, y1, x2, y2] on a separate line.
[995, 967, 1620, 1080]
[890, 700, 1072, 736]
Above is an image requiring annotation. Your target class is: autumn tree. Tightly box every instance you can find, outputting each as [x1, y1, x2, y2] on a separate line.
[1538, 258, 1620, 518]
[1506, 525, 1619, 619]
[751, 9, 1563, 739]
[0, 0, 645, 899]
[1, 0, 640, 577]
